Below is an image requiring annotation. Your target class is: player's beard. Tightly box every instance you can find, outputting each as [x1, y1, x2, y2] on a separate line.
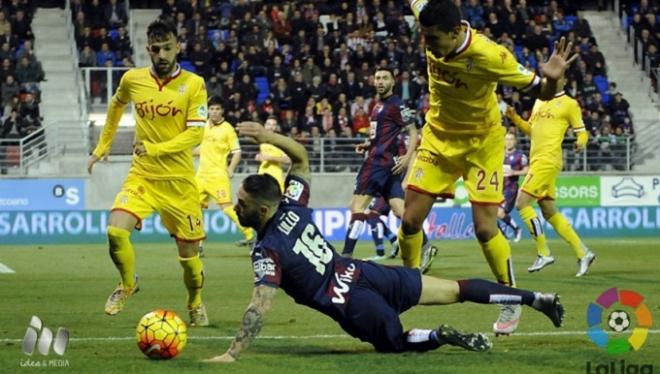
[236, 208, 261, 230]
[152, 58, 176, 77]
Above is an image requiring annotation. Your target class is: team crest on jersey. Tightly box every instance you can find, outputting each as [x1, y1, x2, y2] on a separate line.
[284, 180, 304, 201]
[178, 84, 186, 94]
[198, 105, 208, 118]
[415, 168, 424, 182]
[466, 58, 473, 72]
[517, 64, 532, 76]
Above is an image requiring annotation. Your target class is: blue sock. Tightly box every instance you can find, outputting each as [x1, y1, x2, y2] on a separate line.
[367, 213, 385, 256]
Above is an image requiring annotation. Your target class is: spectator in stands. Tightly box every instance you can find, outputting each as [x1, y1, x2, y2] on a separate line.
[20, 92, 41, 129]
[15, 56, 41, 87]
[0, 58, 13, 83]
[583, 44, 607, 75]
[524, 24, 547, 52]
[79, 44, 96, 67]
[1, 108, 26, 139]
[580, 72, 598, 98]
[106, 0, 127, 29]
[1, 74, 18, 115]
[95, 42, 116, 67]
[609, 92, 631, 127]
[12, 10, 33, 41]
[85, 0, 105, 29]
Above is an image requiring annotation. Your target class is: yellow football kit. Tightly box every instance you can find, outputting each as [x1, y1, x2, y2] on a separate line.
[196, 120, 240, 207]
[510, 92, 587, 200]
[405, 20, 541, 204]
[258, 143, 287, 192]
[93, 65, 208, 241]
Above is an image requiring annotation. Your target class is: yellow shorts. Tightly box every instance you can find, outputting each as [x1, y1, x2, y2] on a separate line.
[520, 162, 560, 200]
[196, 174, 232, 207]
[111, 173, 205, 241]
[406, 125, 505, 205]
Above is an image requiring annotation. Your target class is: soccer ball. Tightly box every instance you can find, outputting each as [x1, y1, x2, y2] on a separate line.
[607, 310, 631, 332]
[136, 309, 187, 359]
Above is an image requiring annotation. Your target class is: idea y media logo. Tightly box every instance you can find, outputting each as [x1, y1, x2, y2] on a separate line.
[20, 316, 70, 368]
[586, 288, 654, 373]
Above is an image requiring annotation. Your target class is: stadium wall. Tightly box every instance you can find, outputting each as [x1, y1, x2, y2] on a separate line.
[1, 175, 659, 244]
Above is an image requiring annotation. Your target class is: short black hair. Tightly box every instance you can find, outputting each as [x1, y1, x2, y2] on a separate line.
[419, 0, 462, 32]
[374, 66, 395, 79]
[242, 174, 282, 204]
[147, 16, 177, 41]
[208, 95, 224, 108]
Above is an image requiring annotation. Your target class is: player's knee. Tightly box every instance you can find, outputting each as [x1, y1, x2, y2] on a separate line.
[540, 204, 557, 220]
[515, 199, 528, 211]
[400, 215, 423, 235]
[474, 226, 497, 242]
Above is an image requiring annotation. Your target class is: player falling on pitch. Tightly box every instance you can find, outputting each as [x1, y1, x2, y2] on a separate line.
[194, 95, 255, 253]
[256, 116, 290, 194]
[203, 121, 564, 363]
[402, 0, 577, 335]
[87, 17, 209, 326]
[505, 75, 596, 276]
[498, 132, 527, 241]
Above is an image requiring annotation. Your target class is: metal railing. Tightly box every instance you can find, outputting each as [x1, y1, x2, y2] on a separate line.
[86, 129, 637, 173]
[80, 67, 131, 112]
[0, 121, 92, 176]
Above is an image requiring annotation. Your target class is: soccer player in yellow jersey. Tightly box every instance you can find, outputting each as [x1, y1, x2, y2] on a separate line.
[87, 17, 209, 326]
[405, 0, 577, 335]
[256, 116, 290, 193]
[195, 96, 254, 251]
[506, 76, 596, 277]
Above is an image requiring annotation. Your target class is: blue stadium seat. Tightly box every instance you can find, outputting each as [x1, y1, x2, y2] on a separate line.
[593, 75, 610, 104]
[180, 60, 196, 73]
[255, 76, 269, 104]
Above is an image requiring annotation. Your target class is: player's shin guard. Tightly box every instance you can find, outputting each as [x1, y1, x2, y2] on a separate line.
[397, 228, 423, 268]
[519, 206, 550, 257]
[479, 232, 515, 287]
[457, 279, 537, 306]
[367, 212, 385, 255]
[107, 226, 136, 289]
[547, 212, 587, 258]
[223, 206, 253, 240]
[179, 254, 204, 308]
[342, 213, 367, 255]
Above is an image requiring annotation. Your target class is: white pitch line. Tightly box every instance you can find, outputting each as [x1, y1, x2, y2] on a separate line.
[1, 330, 658, 343]
[0, 262, 15, 274]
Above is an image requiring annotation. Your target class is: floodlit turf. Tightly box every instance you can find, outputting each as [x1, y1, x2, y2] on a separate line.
[1, 238, 658, 373]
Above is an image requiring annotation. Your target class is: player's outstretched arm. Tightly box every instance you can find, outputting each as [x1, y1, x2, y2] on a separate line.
[205, 285, 277, 363]
[537, 37, 579, 100]
[237, 121, 310, 183]
[88, 97, 128, 174]
[505, 106, 532, 136]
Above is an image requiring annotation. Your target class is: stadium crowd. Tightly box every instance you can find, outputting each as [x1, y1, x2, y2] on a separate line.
[625, 0, 660, 89]
[0, 0, 46, 173]
[74, 0, 637, 171]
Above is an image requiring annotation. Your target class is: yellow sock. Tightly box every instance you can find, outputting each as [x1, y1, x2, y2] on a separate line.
[397, 228, 423, 268]
[107, 226, 136, 289]
[519, 206, 551, 257]
[223, 206, 254, 240]
[179, 254, 204, 308]
[479, 231, 515, 287]
[547, 212, 587, 258]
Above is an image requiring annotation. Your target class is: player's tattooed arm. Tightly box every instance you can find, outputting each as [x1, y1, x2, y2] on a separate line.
[226, 285, 277, 360]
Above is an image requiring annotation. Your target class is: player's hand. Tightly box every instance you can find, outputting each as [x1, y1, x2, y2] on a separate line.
[255, 153, 264, 162]
[541, 37, 579, 80]
[355, 142, 369, 154]
[87, 154, 100, 175]
[392, 153, 411, 175]
[203, 352, 236, 364]
[574, 142, 585, 152]
[133, 141, 147, 156]
[505, 105, 517, 119]
[237, 121, 269, 144]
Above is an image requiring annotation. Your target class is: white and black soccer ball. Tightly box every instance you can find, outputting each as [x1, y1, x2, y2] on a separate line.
[608, 310, 631, 332]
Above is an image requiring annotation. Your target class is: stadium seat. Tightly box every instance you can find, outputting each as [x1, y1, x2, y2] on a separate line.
[255, 76, 269, 104]
[5, 145, 20, 167]
[180, 60, 196, 73]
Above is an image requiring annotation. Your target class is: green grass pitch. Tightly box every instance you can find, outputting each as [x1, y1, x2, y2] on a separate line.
[1, 239, 658, 373]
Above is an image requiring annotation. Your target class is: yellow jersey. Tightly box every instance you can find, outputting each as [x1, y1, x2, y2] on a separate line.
[410, 2, 540, 135]
[197, 120, 240, 177]
[258, 143, 287, 177]
[527, 92, 585, 168]
[93, 65, 208, 179]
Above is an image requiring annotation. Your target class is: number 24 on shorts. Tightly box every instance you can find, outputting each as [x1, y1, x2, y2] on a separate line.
[476, 170, 500, 191]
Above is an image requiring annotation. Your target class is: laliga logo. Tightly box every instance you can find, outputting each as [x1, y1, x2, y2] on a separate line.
[586, 288, 653, 354]
[22, 316, 69, 356]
